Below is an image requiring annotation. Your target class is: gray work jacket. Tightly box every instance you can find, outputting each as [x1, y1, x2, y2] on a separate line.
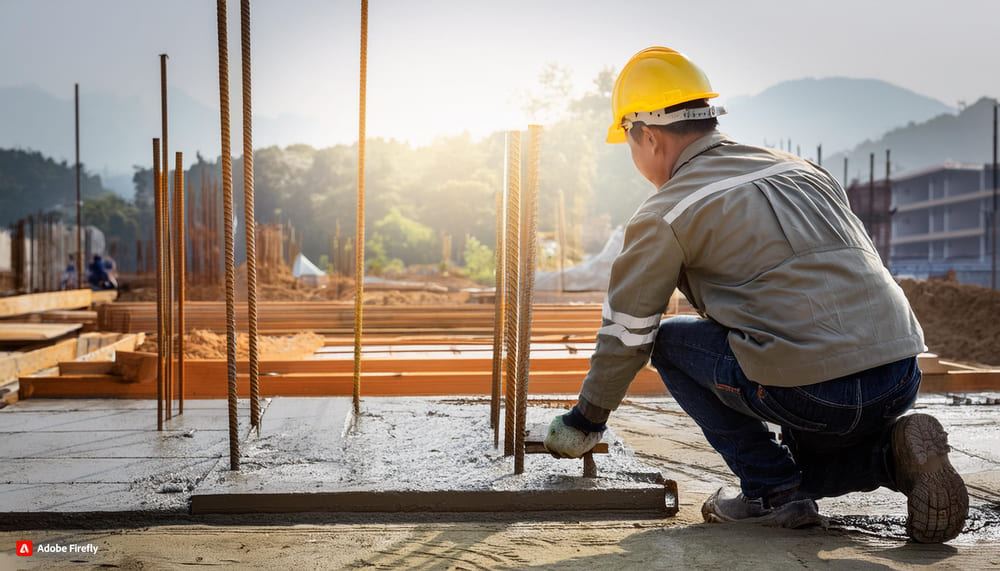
[580, 131, 925, 411]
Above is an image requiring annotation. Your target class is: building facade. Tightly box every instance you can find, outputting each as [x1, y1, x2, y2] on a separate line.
[889, 163, 998, 288]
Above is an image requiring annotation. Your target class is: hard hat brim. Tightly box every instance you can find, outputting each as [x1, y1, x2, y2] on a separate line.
[606, 91, 721, 145]
[606, 125, 627, 144]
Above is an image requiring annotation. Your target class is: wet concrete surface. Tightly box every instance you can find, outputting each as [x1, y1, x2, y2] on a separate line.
[1, 395, 999, 568]
[0, 398, 255, 519]
[191, 398, 672, 514]
[1, 394, 998, 543]
[611, 395, 1000, 545]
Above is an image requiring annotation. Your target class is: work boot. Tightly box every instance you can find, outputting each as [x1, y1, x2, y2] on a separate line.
[891, 413, 968, 543]
[701, 487, 823, 529]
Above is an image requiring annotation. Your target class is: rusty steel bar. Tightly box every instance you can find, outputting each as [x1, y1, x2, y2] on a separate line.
[502, 130, 521, 457]
[240, 0, 261, 430]
[74, 83, 82, 289]
[217, 0, 240, 470]
[174, 152, 186, 414]
[153, 138, 164, 431]
[514, 124, 542, 475]
[557, 189, 566, 293]
[490, 184, 505, 447]
[160, 53, 174, 420]
[352, 0, 369, 416]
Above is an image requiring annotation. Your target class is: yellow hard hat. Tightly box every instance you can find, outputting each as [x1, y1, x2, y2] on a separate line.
[607, 47, 721, 144]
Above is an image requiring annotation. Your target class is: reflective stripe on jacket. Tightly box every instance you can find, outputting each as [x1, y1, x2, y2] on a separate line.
[580, 131, 925, 411]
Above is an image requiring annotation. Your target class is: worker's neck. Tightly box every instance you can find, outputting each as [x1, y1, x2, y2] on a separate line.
[653, 131, 707, 189]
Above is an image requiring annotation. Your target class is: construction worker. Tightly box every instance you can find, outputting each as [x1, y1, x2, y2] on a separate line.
[544, 47, 968, 543]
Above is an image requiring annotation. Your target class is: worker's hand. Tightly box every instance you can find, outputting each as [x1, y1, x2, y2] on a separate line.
[543, 405, 605, 459]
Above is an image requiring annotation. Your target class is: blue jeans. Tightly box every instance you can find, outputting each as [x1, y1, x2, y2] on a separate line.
[649, 315, 921, 501]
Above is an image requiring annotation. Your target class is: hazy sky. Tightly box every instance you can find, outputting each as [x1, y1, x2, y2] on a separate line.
[2, 0, 998, 148]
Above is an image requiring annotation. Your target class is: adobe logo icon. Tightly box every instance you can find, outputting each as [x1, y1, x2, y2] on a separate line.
[16, 540, 33, 557]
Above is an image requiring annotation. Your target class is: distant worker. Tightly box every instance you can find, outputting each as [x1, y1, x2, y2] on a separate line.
[87, 254, 117, 290]
[544, 47, 967, 543]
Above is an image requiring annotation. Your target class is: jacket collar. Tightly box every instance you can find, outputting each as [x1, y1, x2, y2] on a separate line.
[670, 131, 731, 177]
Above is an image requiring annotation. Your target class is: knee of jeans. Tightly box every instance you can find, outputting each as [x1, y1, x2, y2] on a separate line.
[649, 320, 680, 372]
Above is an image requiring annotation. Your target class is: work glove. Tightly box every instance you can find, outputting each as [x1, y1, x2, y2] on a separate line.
[543, 405, 606, 459]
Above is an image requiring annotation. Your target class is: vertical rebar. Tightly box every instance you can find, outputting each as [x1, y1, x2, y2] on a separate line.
[992, 102, 997, 291]
[174, 152, 186, 415]
[869, 152, 875, 240]
[490, 184, 505, 446]
[160, 54, 173, 420]
[514, 125, 542, 475]
[240, 0, 261, 430]
[817, 144, 822, 167]
[28, 215, 34, 292]
[557, 189, 567, 293]
[884, 149, 891, 267]
[153, 139, 164, 431]
[74, 83, 82, 289]
[352, 0, 369, 416]
[843, 157, 848, 189]
[502, 130, 521, 457]
[217, 0, 240, 471]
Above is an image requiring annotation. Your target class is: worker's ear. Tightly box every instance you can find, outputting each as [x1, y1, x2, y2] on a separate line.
[638, 125, 657, 150]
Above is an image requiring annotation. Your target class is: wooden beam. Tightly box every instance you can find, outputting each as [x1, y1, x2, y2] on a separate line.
[75, 333, 146, 362]
[0, 323, 83, 341]
[0, 338, 77, 383]
[919, 370, 1000, 393]
[0, 289, 92, 319]
[17, 365, 666, 399]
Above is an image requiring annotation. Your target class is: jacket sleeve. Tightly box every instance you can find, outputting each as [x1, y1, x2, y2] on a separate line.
[580, 211, 684, 411]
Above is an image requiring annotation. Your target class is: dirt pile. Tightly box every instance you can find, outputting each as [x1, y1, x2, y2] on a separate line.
[363, 290, 469, 305]
[138, 329, 325, 360]
[899, 279, 1000, 366]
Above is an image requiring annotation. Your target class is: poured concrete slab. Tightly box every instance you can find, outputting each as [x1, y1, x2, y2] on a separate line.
[0, 398, 248, 519]
[191, 397, 677, 515]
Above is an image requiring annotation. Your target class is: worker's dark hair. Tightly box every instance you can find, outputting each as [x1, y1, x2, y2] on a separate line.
[628, 98, 718, 142]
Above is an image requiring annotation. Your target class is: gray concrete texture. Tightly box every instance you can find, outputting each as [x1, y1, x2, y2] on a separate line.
[0, 397, 673, 520]
[1, 394, 998, 546]
[191, 398, 672, 514]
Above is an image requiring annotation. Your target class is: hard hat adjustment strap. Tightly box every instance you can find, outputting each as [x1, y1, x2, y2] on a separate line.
[621, 105, 727, 131]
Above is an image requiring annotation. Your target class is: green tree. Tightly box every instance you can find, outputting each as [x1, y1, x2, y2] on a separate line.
[461, 236, 494, 285]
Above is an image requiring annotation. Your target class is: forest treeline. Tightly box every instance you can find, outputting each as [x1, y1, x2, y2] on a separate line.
[2, 68, 652, 276]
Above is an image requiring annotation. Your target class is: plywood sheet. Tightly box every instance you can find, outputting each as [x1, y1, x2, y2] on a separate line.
[0, 323, 82, 341]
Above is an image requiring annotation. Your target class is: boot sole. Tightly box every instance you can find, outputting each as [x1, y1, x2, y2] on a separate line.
[702, 497, 825, 529]
[893, 414, 969, 543]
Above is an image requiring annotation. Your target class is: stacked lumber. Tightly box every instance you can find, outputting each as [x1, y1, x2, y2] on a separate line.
[17, 345, 666, 399]
[0, 289, 93, 318]
[918, 352, 1000, 392]
[18, 346, 1000, 401]
[2, 332, 144, 403]
[98, 302, 609, 335]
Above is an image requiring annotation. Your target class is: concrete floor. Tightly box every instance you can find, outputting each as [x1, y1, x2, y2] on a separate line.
[1, 395, 998, 568]
[0, 398, 259, 517]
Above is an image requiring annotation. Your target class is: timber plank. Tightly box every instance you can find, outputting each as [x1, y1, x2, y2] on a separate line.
[0, 323, 82, 341]
[0, 289, 92, 318]
[0, 339, 77, 383]
[16, 367, 666, 399]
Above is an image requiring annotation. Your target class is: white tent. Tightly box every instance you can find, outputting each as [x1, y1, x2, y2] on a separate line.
[534, 226, 624, 292]
[292, 253, 328, 287]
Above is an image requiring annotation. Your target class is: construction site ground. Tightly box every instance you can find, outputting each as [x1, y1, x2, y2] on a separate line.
[2, 395, 998, 569]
